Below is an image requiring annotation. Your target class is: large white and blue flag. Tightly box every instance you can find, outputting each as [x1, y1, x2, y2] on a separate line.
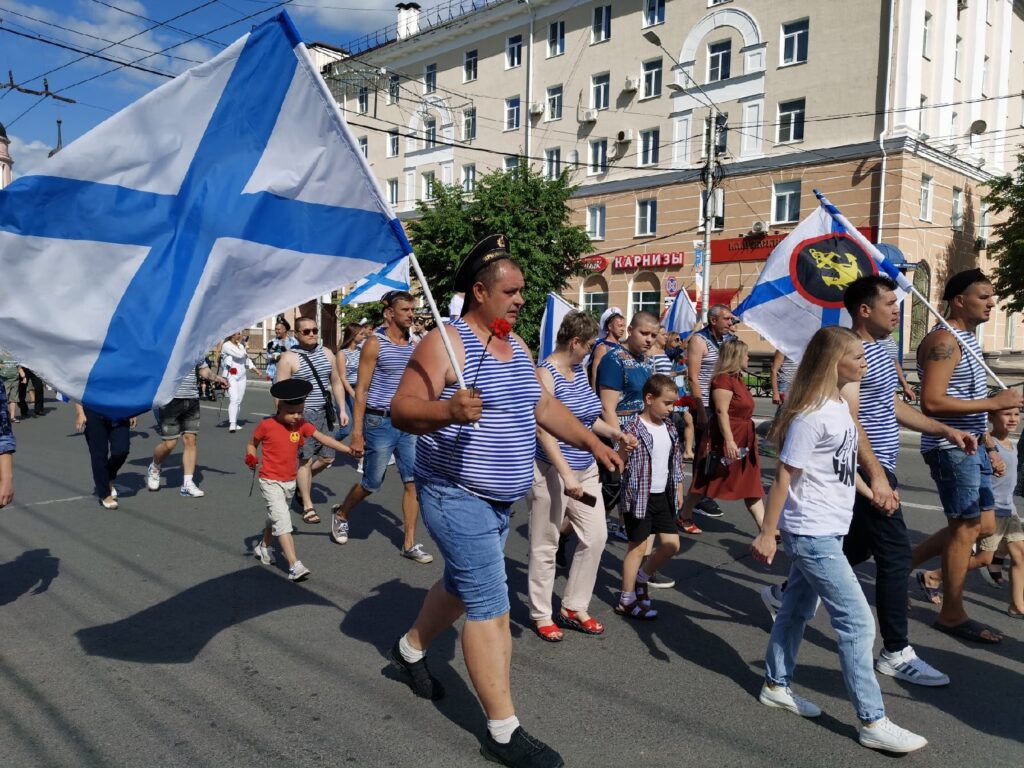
[0, 13, 411, 417]
[538, 292, 575, 362]
[661, 290, 698, 340]
[734, 191, 908, 361]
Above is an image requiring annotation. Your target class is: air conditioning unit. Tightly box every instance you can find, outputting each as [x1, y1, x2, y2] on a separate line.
[529, 102, 545, 116]
[581, 108, 598, 123]
[751, 220, 769, 235]
[616, 129, 633, 143]
[623, 76, 640, 92]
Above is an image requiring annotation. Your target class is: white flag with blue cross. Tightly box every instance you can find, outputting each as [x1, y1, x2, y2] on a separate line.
[661, 290, 698, 340]
[0, 12, 411, 418]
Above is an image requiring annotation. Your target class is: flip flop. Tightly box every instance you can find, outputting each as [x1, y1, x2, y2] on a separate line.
[302, 508, 321, 524]
[913, 570, 942, 605]
[932, 618, 1003, 644]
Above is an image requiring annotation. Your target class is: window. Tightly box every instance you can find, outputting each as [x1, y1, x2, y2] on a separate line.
[388, 74, 400, 104]
[462, 164, 476, 194]
[592, 73, 610, 110]
[781, 19, 809, 65]
[582, 277, 609, 315]
[545, 148, 561, 180]
[463, 108, 477, 140]
[592, 5, 611, 43]
[464, 49, 478, 82]
[631, 274, 661, 316]
[505, 97, 521, 130]
[952, 187, 964, 231]
[918, 95, 927, 132]
[548, 21, 564, 57]
[642, 59, 662, 98]
[922, 12, 932, 58]
[640, 128, 660, 165]
[587, 205, 606, 239]
[636, 200, 657, 235]
[387, 178, 399, 206]
[504, 156, 520, 173]
[424, 63, 436, 94]
[643, 0, 665, 28]
[919, 175, 933, 221]
[423, 118, 437, 149]
[700, 188, 725, 230]
[387, 129, 399, 157]
[954, 37, 962, 80]
[357, 86, 369, 114]
[982, 56, 989, 97]
[708, 40, 731, 83]
[773, 181, 801, 224]
[777, 98, 805, 143]
[547, 85, 563, 120]
[589, 139, 608, 173]
[422, 171, 436, 200]
[358, 136, 368, 157]
[507, 34, 523, 68]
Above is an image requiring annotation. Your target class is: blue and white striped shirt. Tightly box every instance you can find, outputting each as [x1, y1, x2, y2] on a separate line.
[651, 353, 673, 376]
[416, 319, 543, 503]
[342, 347, 361, 386]
[536, 361, 602, 471]
[172, 357, 208, 399]
[858, 340, 900, 471]
[919, 325, 988, 452]
[695, 328, 737, 406]
[366, 328, 413, 410]
[293, 345, 333, 414]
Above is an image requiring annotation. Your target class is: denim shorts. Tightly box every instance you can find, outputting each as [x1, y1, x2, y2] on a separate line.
[361, 412, 416, 492]
[417, 477, 512, 621]
[298, 408, 333, 463]
[923, 446, 995, 520]
[157, 398, 200, 439]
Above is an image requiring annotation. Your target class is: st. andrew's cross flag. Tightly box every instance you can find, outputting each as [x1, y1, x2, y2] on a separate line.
[661, 289, 698, 340]
[538, 292, 575, 362]
[0, 13, 410, 418]
[733, 192, 908, 361]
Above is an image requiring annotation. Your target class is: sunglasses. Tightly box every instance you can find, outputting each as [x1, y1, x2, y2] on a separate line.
[298, 327, 319, 335]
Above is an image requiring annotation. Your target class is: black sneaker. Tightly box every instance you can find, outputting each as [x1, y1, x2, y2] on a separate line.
[481, 727, 565, 768]
[646, 571, 675, 589]
[694, 497, 724, 517]
[387, 640, 445, 701]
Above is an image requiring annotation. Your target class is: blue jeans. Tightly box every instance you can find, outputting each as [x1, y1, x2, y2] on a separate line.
[361, 412, 416, 492]
[923, 446, 994, 520]
[417, 477, 512, 621]
[766, 531, 885, 724]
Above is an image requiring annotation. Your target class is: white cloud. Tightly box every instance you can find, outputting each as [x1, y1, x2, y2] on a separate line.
[7, 135, 54, 179]
[288, 0, 396, 38]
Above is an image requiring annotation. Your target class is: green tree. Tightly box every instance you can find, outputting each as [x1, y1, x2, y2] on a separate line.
[984, 152, 1024, 312]
[407, 163, 593, 350]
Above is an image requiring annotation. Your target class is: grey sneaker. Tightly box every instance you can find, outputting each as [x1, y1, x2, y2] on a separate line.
[330, 516, 349, 544]
[875, 646, 949, 687]
[400, 544, 434, 564]
[758, 683, 822, 717]
[858, 717, 928, 753]
[288, 560, 311, 582]
[253, 542, 275, 565]
[146, 463, 161, 492]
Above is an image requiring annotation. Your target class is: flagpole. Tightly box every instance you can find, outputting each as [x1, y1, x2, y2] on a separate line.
[408, 251, 468, 390]
[813, 190, 1007, 390]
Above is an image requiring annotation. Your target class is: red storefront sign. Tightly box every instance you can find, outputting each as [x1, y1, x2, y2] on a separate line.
[580, 255, 609, 272]
[612, 251, 686, 270]
[687, 288, 740, 311]
[710, 228, 876, 263]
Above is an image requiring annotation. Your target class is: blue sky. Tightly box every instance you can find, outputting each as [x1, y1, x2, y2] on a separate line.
[0, 0, 396, 177]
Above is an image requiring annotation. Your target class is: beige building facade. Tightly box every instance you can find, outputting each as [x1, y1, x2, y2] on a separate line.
[320, 0, 1024, 356]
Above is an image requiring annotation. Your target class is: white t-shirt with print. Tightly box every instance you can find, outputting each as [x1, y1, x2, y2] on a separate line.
[778, 398, 858, 536]
[641, 418, 672, 494]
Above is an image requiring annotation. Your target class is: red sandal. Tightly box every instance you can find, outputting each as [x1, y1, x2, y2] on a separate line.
[534, 621, 563, 642]
[557, 609, 604, 635]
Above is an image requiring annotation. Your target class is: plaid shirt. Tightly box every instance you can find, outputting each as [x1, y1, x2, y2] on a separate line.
[621, 416, 684, 520]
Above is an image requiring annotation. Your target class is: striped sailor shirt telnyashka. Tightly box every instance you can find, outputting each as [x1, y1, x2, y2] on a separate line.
[918, 325, 988, 452]
[858, 340, 901, 471]
[172, 357, 208, 399]
[342, 347, 361, 385]
[695, 328, 737, 406]
[416, 319, 543, 504]
[293, 345, 333, 413]
[366, 328, 413, 410]
[536, 361, 602, 471]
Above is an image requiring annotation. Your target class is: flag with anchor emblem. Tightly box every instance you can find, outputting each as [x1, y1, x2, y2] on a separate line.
[0, 12, 410, 418]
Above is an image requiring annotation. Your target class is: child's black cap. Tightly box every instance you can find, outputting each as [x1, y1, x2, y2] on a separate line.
[270, 378, 313, 404]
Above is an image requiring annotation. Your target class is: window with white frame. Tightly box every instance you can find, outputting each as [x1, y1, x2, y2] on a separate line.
[422, 171, 436, 200]
[781, 19, 809, 65]
[545, 148, 561, 180]
[589, 139, 608, 173]
[356, 136, 367, 158]
[922, 12, 932, 58]
[388, 74, 400, 104]
[464, 49, 478, 82]
[462, 164, 476, 193]
[777, 98, 805, 143]
[640, 128, 660, 165]
[507, 34, 523, 68]
[387, 129, 399, 157]
[357, 86, 369, 114]
[642, 59, 662, 98]
[387, 178, 399, 206]
[773, 180, 801, 224]
[587, 204, 606, 239]
[463, 108, 477, 140]
[548, 21, 564, 57]
[631, 274, 661, 315]
[700, 188, 725, 230]
[582, 278, 609, 315]
[547, 85, 563, 120]
[592, 5, 611, 43]
[423, 118, 437, 148]
[701, 112, 729, 158]
[637, 199, 657, 235]
[952, 187, 964, 231]
[954, 36, 962, 80]
[919, 175, 934, 221]
[504, 156, 520, 173]
[708, 40, 731, 83]
[592, 73, 610, 110]
[505, 97, 521, 130]
[643, 0, 665, 27]
[424, 63, 437, 94]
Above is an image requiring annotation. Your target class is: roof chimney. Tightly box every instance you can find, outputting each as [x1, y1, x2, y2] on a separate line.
[396, 3, 421, 40]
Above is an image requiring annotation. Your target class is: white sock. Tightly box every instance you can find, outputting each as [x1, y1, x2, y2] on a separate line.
[183, 474, 193, 486]
[487, 715, 520, 745]
[637, 567, 650, 584]
[398, 633, 425, 663]
[620, 590, 637, 604]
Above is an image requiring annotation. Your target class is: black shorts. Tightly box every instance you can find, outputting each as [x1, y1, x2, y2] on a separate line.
[623, 492, 678, 542]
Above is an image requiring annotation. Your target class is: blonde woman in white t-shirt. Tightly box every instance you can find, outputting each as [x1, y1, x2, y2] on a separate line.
[751, 326, 928, 755]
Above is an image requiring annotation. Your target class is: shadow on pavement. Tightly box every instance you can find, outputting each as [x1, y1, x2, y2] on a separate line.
[76, 566, 336, 663]
[0, 549, 60, 606]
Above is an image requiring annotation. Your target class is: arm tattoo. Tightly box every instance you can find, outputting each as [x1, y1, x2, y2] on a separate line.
[926, 342, 956, 361]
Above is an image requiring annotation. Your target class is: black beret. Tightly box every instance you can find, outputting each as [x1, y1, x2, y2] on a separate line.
[942, 268, 989, 301]
[270, 378, 313, 404]
[453, 234, 511, 293]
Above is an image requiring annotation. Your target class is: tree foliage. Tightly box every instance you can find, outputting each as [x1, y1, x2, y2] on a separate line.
[406, 163, 593, 350]
[984, 152, 1024, 313]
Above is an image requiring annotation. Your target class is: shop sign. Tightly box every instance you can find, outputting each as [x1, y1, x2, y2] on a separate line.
[580, 255, 609, 272]
[611, 251, 685, 270]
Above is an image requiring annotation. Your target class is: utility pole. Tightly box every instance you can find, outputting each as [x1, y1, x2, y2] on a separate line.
[700, 107, 718, 324]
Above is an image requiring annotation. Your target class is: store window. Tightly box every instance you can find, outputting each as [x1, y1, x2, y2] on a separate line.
[630, 272, 661, 317]
[582, 275, 609, 316]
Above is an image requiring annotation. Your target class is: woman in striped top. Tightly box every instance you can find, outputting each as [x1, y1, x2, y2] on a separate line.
[333, 323, 365, 441]
[527, 311, 636, 641]
[388, 238, 621, 766]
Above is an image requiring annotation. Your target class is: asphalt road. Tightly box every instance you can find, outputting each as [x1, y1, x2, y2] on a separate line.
[1, 389, 1021, 768]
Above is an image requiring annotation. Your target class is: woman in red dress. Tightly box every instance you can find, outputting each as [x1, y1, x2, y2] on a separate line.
[678, 339, 766, 532]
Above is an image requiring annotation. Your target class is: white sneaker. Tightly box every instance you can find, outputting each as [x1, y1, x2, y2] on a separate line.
[146, 463, 161, 492]
[858, 717, 928, 753]
[875, 645, 949, 687]
[758, 684, 822, 718]
[761, 584, 783, 621]
[180, 482, 205, 498]
[400, 543, 434, 564]
[253, 542, 275, 565]
[330, 516, 349, 544]
[288, 560, 311, 582]
[356, 459, 364, 474]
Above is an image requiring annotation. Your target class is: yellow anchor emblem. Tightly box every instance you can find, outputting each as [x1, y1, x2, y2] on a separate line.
[808, 248, 862, 291]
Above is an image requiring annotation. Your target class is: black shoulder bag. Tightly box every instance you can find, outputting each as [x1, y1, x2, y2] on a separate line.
[297, 350, 336, 430]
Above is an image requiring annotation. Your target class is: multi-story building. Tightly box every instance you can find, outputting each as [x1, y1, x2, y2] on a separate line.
[320, 0, 1024, 356]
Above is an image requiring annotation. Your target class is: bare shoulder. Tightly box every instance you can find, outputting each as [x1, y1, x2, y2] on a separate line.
[512, 332, 535, 363]
[917, 329, 960, 364]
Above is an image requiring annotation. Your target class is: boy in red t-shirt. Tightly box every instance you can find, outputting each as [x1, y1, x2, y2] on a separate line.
[246, 379, 353, 581]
